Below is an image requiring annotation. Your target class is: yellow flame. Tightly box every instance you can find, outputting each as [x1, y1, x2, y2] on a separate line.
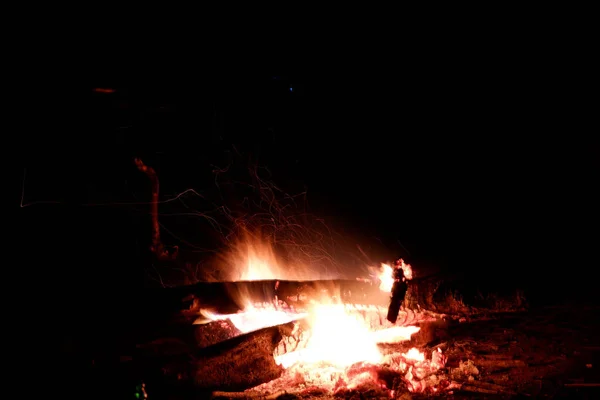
[221, 235, 323, 281]
[202, 300, 421, 370]
[378, 263, 394, 292]
[403, 347, 425, 362]
[377, 260, 413, 292]
[275, 303, 384, 368]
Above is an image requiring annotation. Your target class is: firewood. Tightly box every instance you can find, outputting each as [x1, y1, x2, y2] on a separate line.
[140, 321, 295, 392]
[136, 319, 244, 358]
[275, 279, 390, 307]
[142, 279, 391, 321]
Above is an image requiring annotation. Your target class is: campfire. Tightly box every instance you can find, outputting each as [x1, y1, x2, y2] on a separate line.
[130, 158, 578, 399]
[192, 253, 457, 398]
[131, 157, 459, 396]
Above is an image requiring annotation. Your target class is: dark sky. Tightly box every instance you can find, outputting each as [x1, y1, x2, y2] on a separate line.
[16, 27, 597, 399]
[19, 45, 598, 302]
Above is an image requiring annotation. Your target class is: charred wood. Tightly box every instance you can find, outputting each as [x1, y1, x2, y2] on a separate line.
[139, 322, 295, 393]
[142, 279, 391, 321]
[133, 277, 448, 356]
[386, 266, 409, 323]
[136, 319, 243, 357]
[276, 279, 392, 309]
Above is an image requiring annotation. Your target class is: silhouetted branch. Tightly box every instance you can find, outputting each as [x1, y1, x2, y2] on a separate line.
[135, 158, 178, 261]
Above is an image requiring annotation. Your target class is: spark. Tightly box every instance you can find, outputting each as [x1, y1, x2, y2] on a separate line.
[21, 153, 388, 285]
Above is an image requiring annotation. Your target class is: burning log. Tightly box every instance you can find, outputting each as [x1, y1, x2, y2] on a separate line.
[386, 259, 409, 323]
[134, 275, 446, 366]
[136, 319, 243, 357]
[275, 279, 390, 307]
[143, 278, 391, 322]
[194, 319, 243, 349]
[141, 321, 296, 393]
[135, 277, 442, 352]
[190, 323, 288, 390]
[136, 286, 447, 397]
[137, 303, 437, 366]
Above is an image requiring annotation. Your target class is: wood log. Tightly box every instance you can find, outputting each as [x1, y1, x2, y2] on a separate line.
[136, 319, 243, 357]
[275, 279, 390, 308]
[136, 304, 437, 364]
[134, 277, 444, 350]
[133, 277, 444, 360]
[141, 279, 392, 322]
[139, 321, 296, 394]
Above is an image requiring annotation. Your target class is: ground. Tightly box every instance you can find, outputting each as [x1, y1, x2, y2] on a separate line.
[428, 304, 600, 398]
[229, 304, 600, 399]
[69, 301, 600, 399]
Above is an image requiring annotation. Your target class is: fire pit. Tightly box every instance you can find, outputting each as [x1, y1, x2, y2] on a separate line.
[200, 300, 451, 398]
[133, 256, 600, 399]
[136, 260, 467, 397]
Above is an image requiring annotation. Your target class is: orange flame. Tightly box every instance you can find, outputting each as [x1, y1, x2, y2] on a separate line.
[377, 259, 413, 292]
[274, 303, 385, 368]
[201, 238, 449, 395]
[221, 235, 325, 281]
[378, 263, 394, 292]
[201, 250, 423, 375]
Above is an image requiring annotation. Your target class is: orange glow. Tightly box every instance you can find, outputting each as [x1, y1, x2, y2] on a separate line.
[398, 258, 413, 280]
[92, 88, 115, 94]
[378, 263, 395, 292]
[200, 238, 447, 394]
[219, 233, 333, 281]
[378, 259, 413, 292]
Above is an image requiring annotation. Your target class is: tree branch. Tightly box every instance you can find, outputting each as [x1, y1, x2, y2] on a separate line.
[135, 158, 178, 261]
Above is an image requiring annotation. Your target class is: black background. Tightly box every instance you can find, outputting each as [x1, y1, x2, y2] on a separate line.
[19, 31, 598, 311]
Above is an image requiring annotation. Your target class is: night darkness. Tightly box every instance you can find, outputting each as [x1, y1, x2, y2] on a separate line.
[22, 63, 598, 297]
[16, 30, 600, 398]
